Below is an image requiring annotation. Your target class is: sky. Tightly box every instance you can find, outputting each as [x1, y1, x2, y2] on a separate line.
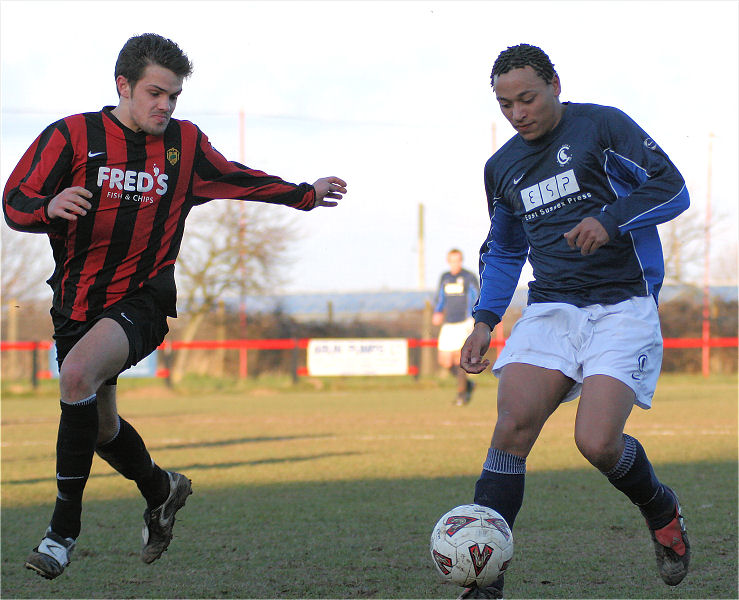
[1, 0, 737, 296]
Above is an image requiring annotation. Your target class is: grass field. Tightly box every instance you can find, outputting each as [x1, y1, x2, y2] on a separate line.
[1, 373, 737, 599]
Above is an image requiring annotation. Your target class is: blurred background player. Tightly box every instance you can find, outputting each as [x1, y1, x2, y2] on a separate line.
[3, 33, 347, 580]
[432, 249, 480, 405]
[459, 44, 690, 597]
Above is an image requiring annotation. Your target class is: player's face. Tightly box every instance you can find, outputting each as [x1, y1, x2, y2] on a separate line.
[447, 252, 463, 274]
[115, 64, 183, 136]
[494, 66, 562, 141]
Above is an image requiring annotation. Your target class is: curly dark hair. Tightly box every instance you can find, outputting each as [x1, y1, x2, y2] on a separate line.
[115, 33, 193, 90]
[491, 44, 557, 88]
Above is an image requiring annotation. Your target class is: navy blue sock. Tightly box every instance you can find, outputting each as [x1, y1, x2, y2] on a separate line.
[96, 417, 169, 509]
[474, 448, 526, 528]
[50, 395, 98, 539]
[603, 434, 677, 529]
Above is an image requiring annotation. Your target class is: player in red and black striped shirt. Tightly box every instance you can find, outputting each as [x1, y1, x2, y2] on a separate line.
[4, 33, 347, 580]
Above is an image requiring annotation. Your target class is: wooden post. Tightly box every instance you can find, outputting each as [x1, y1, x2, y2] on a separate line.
[216, 300, 226, 376]
[7, 298, 18, 380]
[702, 134, 713, 377]
[418, 203, 425, 290]
[420, 300, 434, 376]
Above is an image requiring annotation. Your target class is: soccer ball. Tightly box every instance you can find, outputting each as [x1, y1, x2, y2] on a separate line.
[430, 504, 514, 588]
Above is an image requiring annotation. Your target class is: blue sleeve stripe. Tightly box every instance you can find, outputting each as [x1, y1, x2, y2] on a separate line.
[603, 148, 689, 231]
[618, 184, 689, 229]
[434, 283, 445, 312]
[603, 148, 648, 197]
[629, 227, 665, 301]
[474, 200, 528, 318]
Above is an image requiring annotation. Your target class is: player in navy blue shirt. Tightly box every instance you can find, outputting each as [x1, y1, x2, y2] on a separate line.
[432, 249, 480, 405]
[458, 44, 690, 597]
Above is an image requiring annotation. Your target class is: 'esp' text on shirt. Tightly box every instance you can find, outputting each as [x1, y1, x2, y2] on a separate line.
[520, 169, 580, 212]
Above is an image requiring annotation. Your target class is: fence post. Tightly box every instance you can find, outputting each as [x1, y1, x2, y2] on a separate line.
[291, 338, 299, 384]
[420, 300, 434, 376]
[31, 342, 39, 389]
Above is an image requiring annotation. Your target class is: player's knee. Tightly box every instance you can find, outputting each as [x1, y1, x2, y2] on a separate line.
[96, 414, 119, 445]
[59, 362, 97, 402]
[438, 354, 453, 369]
[492, 412, 538, 457]
[575, 432, 621, 471]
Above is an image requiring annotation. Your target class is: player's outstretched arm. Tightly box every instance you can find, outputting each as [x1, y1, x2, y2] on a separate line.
[312, 176, 347, 208]
[460, 322, 492, 374]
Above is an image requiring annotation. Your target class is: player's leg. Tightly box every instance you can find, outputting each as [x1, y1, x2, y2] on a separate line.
[438, 349, 454, 370]
[576, 295, 689, 585]
[448, 348, 471, 405]
[52, 318, 129, 537]
[575, 374, 689, 585]
[461, 363, 572, 598]
[91, 293, 191, 565]
[95, 385, 172, 511]
[96, 386, 191, 563]
[26, 318, 128, 579]
[474, 362, 573, 526]
[437, 349, 462, 404]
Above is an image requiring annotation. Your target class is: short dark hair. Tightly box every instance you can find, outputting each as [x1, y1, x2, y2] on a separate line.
[115, 33, 193, 89]
[491, 44, 557, 88]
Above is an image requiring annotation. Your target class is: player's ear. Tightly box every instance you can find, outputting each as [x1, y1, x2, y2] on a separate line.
[116, 75, 132, 100]
[551, 74, 561, 97]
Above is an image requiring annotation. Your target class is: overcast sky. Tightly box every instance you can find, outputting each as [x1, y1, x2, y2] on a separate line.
[2, 0, 737, 295]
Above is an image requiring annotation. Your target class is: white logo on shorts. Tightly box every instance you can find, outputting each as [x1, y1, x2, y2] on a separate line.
[120, 312, 134, 325]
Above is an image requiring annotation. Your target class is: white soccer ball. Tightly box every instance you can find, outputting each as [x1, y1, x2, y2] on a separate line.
[430, 503, 514, 588]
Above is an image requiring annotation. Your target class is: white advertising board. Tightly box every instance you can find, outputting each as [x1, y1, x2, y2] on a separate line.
[306, 338, 408, 376]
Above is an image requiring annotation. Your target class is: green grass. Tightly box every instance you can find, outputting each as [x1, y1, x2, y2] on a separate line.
[1, 374, 736, 598]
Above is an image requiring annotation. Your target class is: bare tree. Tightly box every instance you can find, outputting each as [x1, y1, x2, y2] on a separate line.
[170, 200, 298, 382]
[658, 207, 731, 285]
[1, 224, 53, 306]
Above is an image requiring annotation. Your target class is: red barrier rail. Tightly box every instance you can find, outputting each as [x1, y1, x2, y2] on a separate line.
[2, 337, 737, 382]
[3, 337, 736, 352]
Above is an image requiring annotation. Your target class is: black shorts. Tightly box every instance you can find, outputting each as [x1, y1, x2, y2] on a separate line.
[51, 289, 169, 386]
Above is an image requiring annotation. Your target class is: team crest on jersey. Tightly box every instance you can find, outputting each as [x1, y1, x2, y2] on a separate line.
[556, 144, 572, 166]
[166, 147, 180, 166]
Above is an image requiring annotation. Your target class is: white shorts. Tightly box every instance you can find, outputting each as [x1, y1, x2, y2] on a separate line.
[492, 296, 663, 409]
[438, 318, 475, 352]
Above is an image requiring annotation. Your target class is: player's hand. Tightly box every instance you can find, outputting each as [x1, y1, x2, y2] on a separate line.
[312, 176, 347, 208]
[563, 216, 610, 256]
[432, 312, 444, 327]
[47, 187, 93, 221]
[460, 323, 492, 374]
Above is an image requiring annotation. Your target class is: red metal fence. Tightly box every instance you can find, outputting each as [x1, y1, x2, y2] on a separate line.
[2, 336, 736, 384]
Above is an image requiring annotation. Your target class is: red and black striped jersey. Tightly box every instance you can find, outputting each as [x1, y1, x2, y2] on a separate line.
[3, 107, 317, 320]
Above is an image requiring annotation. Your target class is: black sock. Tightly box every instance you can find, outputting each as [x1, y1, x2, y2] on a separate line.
[475, 471, 525, 528]
[474, 448, 526, 528]
[50, 395, 98, 539]
[603, 434, 677, 529]
[96, 417, 169, 508]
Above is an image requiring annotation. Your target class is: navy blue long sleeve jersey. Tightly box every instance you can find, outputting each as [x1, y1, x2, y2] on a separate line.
[473, 102, 689, 329]
[434, 268, 480, 323]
